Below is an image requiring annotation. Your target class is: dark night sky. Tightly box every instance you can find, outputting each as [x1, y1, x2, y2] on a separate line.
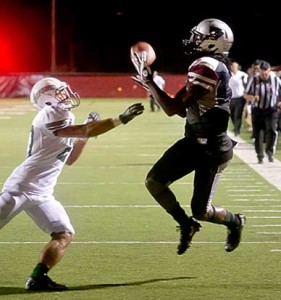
[0, 0, 280, 73]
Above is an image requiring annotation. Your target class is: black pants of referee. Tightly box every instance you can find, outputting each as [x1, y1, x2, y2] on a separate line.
[230, 97, 246, 136]
[252, 107, 279, 161]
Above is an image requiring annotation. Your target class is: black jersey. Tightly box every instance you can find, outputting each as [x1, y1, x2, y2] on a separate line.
[185, 56, 232, 139]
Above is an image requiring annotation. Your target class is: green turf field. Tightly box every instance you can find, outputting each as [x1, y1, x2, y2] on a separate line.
[0, 98, 281, 300]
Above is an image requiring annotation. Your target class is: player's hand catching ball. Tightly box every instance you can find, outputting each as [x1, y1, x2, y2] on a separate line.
[130, 41, 156, 90]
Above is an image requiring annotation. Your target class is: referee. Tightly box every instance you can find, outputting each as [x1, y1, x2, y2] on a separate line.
[244, 61, 281, 163]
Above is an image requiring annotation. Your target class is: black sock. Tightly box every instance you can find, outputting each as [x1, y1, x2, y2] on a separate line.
[31, 263, 49, 279]
[170, 204, 190, 226]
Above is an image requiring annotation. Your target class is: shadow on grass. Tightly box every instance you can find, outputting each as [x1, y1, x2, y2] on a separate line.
[0, 276, 196, 294]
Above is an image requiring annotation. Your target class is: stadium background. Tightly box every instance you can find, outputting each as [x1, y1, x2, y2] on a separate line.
[0, 0, 280, 98]
[0, 0, 280, 74]
[0, 74, 186, 98]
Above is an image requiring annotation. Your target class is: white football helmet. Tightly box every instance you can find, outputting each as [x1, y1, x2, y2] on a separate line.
[30, 77, 80, 110]
[182, 18, 234, 56]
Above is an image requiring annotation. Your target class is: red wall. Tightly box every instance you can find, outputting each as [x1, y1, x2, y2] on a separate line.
[57, 74, 186, 98]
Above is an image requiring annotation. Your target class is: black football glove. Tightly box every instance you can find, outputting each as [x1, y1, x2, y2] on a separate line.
[119, 103, 144, 124]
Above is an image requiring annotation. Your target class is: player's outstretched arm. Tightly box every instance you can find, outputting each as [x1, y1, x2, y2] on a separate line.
[66, 111, 101, 165]
[63, 104, 144, 165]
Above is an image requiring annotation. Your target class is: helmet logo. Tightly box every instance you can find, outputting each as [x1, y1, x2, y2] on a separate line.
[209, 27, 223, 39]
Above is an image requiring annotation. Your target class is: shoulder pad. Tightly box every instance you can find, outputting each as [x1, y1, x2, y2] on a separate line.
[190, 57, 219, 71]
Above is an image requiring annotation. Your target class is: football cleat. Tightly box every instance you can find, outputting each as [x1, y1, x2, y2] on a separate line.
[268, 155, 274, 162]
[177, 217, 202, 255]
[225, 214, 246, 252]
[25, 274, 67, 291]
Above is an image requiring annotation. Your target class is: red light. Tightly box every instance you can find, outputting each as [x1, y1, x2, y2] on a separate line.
[0, 2, 49, 72]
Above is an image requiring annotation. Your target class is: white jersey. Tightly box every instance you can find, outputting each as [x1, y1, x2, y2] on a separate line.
[3, 106, 74, 196]
[229, 70, 248, 98]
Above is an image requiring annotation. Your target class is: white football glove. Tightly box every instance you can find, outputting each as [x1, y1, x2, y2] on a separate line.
[83, 112, 101, 124]
[81, 112, 101, 141]
[130, 49, 148, 75]
[131, 75, 150, 91]
[130, 50, 152, 91]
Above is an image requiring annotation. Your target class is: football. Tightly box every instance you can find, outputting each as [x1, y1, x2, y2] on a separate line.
[130, 41, 156, 65]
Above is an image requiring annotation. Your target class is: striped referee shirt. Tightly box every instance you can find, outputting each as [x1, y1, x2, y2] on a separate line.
[245, 73, 281, 109]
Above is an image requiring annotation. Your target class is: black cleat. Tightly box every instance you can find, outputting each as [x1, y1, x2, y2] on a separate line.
[25, 274, 67, 291]
[225, 214, 246, 252]
[177, 217, 201, 255]
[268, 156, 274, 162]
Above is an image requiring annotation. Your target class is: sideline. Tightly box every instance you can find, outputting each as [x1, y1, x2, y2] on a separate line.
[228, 132, 281, 191]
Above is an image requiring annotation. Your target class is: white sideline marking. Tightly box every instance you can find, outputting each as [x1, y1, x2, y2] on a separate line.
[0, 240, 280, 252]
[228, 131, 281, 191]
[233, 199, 281, 202]
[257, 232, 281, 234]
[228, 189, 265, 192]
[229, 194, 280, 197]
[0, 181, 191, 186]
[57, 182, 192, 185]
[0, 111, 25, 115]
[62, 205, 281, 209]
[252, 224, 281, 227]
[243, 210, 281, 212]
[0, 241, 281, 245]
[247, 216, 281, 219]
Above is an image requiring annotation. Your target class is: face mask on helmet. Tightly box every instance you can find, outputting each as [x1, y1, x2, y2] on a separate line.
[182, 18, 234, 56]
[30, 77, 80, 111]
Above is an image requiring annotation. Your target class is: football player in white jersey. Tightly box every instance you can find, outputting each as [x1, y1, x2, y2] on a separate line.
[131, 19, 246, 256]
[0, 77, 144, 291]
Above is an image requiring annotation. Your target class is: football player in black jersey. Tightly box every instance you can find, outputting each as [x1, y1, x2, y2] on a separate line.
[131, 18, 246, 255]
